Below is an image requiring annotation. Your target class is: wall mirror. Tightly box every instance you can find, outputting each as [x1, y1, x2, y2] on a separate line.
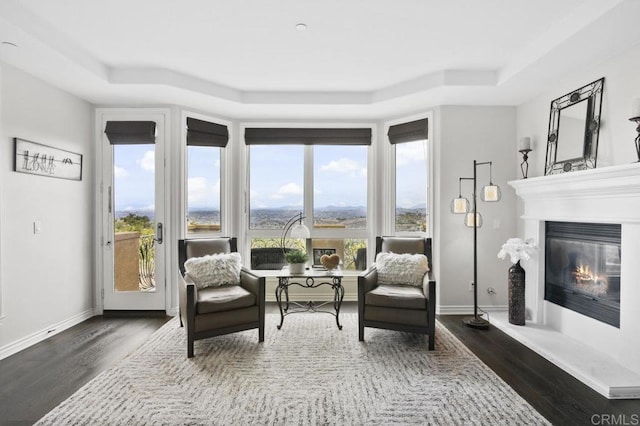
[545, 77, 604, 175]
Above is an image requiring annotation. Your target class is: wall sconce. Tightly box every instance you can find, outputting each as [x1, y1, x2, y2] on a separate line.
[518, 137, 532, 178]
[629, 99, 640, 162]
[451, 160, 501, 330]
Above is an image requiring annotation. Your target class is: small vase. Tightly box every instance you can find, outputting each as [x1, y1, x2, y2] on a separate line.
[288, 263, 305, 275]
[508, 261, 526, 325]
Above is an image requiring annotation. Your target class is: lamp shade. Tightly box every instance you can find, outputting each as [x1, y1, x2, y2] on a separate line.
[450, 197, 470, 214]
[465, 212, 483, 228]
[290, 223, 310, 239]
[481, 184, 501, 202]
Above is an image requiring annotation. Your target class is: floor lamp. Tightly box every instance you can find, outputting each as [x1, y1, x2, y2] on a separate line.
[450, 160, 501, 329]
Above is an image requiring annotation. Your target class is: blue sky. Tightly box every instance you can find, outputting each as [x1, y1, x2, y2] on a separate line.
[114, 142, 427, 212]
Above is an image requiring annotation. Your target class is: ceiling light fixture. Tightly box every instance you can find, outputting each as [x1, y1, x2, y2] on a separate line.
[295, 23, 308, 32]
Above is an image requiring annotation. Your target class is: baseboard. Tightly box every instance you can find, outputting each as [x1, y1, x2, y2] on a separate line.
[0, 308, 97, 361]
[437, 305, 507, 315]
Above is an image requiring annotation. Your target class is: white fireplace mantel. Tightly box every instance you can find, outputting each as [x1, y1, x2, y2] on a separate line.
[509, 163, 640, 224]
[490, 163, 640, 399]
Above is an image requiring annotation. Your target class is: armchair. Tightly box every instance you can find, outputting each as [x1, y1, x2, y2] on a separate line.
[178, 238, 265, 358]
[358, 236, 436, 350]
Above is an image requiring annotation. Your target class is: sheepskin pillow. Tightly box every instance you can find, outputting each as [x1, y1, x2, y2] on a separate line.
[184, 252, 242, 289]
[375, 252, 430, 287]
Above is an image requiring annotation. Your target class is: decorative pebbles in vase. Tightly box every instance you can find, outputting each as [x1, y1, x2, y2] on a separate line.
[498, 238, 537, 326]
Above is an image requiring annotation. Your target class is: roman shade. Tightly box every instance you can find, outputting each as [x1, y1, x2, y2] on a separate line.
[187, 117, 229, 147]
[244, 128, 372, 145]
[105, 121, 156, 144]
[387, 118, 428, 144]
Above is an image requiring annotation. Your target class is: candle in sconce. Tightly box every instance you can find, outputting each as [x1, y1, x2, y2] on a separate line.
[519, 137, 531, 151]
[632, 99, 640, 119]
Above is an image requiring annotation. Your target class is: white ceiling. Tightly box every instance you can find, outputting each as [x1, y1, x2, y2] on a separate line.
[0, 0, 638, 119]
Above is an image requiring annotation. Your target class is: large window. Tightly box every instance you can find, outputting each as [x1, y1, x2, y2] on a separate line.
[246, 127, 371, 270]
[389, 118, 429, 233]
[185, 116, 228, 235]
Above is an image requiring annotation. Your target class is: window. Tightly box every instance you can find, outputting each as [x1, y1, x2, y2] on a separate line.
[186, 145, 221, 234]
[249, 145, 304, 230]
[313, 145, 367, 230]
[388, 118, 429, 233]
[246, 127, 371, 270]
[185, 116, 228, 235]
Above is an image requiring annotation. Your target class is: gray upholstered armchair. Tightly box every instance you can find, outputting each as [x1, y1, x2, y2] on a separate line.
[178, 238, 265, 358]
[358, 236, 436, 350]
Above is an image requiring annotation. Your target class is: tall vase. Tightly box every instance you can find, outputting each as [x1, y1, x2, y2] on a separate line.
[508, 261, 526, 325]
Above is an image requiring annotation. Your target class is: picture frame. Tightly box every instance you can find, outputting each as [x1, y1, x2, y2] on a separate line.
[313, 248, 337, 266]
[14, 138, 83, 181]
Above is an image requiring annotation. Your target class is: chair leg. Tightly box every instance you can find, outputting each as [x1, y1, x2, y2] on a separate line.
[187, 336, 194, 358]
[359, 319, 364, 341]
[259, 325, 265, 342]
[428, 332, 435, 351]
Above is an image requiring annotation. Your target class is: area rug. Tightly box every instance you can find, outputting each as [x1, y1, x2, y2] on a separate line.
[36, 314, 550, 425]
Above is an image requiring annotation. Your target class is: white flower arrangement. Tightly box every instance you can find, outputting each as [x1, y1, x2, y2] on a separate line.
[497, 238, 537, 264]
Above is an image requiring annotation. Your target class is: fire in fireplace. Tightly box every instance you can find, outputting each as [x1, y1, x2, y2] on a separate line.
[545, 221, 621, 327]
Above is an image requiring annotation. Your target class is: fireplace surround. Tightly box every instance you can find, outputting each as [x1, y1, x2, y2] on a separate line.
[505, 163, 640, 398]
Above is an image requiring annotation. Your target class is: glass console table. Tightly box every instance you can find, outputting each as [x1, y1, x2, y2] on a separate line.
[275, 268, 344, 330]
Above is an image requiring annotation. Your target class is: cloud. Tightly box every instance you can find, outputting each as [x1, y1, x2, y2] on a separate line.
[114, 165, 128, 178]
[320, 158, 361, 174]
[137, 150, 155, 172]
[271, 182, 303, 199]
[188, 177, 220, 205]
[396, 142, 426, 166]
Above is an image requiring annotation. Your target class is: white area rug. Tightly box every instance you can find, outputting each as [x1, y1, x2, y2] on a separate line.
[36, 314, 550, 425]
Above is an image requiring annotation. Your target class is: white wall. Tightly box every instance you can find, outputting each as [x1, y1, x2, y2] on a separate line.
[517, 43, 640, 177]
[0, 63, 94, 356]
[435, 106, 518, 313]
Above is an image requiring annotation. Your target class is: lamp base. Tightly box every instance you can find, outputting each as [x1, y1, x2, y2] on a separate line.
[462, 316, 490, 330]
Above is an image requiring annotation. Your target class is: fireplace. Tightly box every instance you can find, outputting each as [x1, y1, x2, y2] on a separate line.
[545, 221, 621, 327]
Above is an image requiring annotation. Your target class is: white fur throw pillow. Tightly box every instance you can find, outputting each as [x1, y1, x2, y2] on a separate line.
[184, 252, 242, 289]
[376, 252, 430, 287]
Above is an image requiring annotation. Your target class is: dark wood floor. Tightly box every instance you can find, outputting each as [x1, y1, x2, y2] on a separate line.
[1, 305, 638, 425]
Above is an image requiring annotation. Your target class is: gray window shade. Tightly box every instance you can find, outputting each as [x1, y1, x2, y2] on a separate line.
[104, 121, 156, 144]
[245, 128, 372, 145]
[186, 117, 229, 147]
[387, 118, 428, 144]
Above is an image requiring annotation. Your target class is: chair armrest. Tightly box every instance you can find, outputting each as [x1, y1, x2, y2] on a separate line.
[178, 273, 197, 326]
[240, 268, 264, 297]
[422, 270, 436, 301]
[358, 265, 379, 295]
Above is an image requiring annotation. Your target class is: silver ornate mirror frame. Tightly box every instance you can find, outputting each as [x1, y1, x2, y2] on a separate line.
[545, 78, 605, 175]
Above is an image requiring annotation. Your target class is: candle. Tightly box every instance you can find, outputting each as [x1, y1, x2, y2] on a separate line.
[632, 99, 640, 118]
[519, 137, 531, 151]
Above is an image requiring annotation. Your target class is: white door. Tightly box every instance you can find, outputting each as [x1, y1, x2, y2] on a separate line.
[100, 112, 166, 310]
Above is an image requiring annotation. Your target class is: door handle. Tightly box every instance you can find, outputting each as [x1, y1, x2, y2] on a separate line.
[155, 222, 163, 244]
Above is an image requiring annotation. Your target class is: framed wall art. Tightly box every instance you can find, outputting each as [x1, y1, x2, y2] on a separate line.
[14, 138, 83, 181]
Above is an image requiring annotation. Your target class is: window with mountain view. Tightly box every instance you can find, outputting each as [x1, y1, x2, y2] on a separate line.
[186, 145, 221, 234]
[394, 135, 428, 233]
[313, 145, 367, 230]
[247, 131, 370, 270]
